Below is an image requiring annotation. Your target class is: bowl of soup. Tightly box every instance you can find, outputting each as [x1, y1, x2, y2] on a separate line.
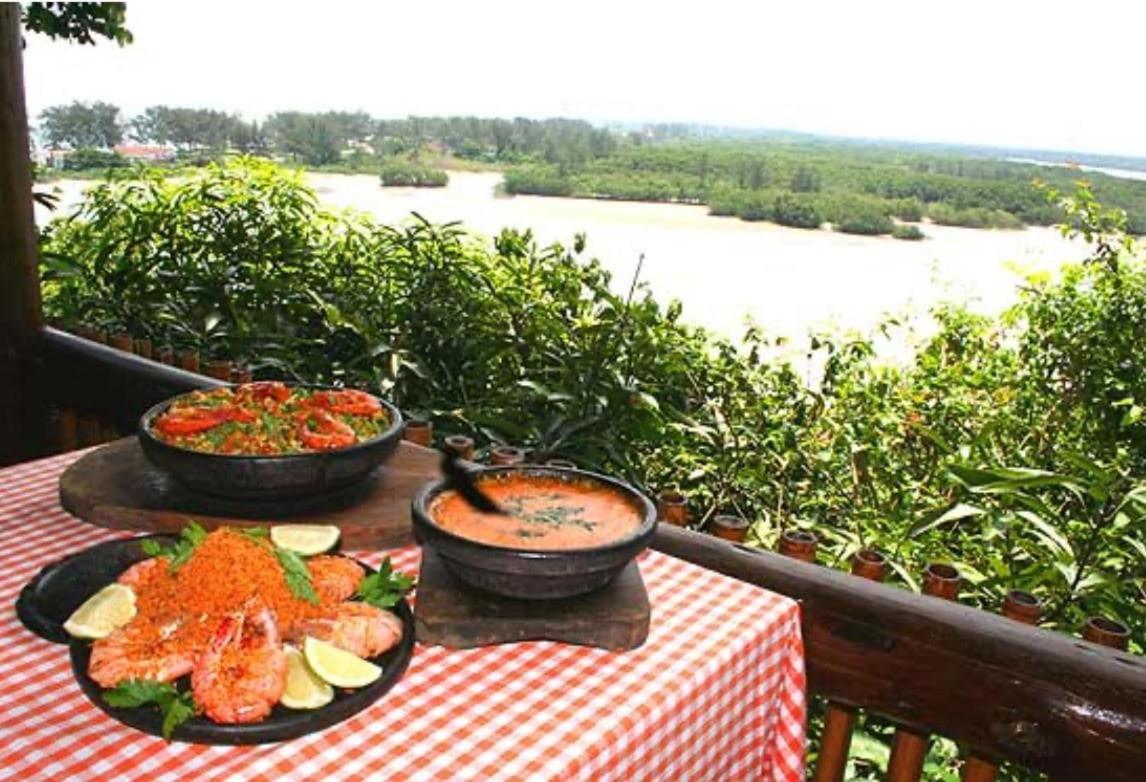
[412, 466, 657, 599]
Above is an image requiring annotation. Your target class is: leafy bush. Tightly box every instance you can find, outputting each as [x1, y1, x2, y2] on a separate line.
[770, 192, 824, 228]
[928, 202, 1024, 229]
[892, 224, 925, 240]
[377, 159, 448, 187]
[62, 148, 128, 171]
[831, 203, 894, 235]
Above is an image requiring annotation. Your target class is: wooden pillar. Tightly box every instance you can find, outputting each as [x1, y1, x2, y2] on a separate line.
[0, 5, 44, 465]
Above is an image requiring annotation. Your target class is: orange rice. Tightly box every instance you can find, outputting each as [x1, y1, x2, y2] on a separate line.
[130, 529, 335, 651]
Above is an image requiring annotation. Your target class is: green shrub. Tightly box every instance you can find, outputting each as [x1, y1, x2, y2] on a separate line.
[62, 148, 127, 171]
[378, 159, 448, 187]
[770, 192, 823, 228]
[502, 167, 575, 197]
[832, 203, 894, 235]
[892, 224, 925, 240]
[928, 202, 1023, 229]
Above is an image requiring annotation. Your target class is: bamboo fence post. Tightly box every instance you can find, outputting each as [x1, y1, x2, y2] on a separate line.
[402, 419, 432, 447]
[203, 359, 233, 381]
[887, 563, 961, 782]
[488, 445, 525, 466]
[960, 590, 1044, 782]
[443, 434, 475, 461]
[813, 548, 889, 782]
[709, 514, 749, 542]
[1082, 616, 1130, 650]
[655, 490, 688, 527]
[778, 529, 818, 563]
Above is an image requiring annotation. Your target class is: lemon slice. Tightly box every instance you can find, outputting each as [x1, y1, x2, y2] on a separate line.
[270, 525, 340, 556]
[280, 645, 334, 709]
[303, 637, 382, 688]
[63, 583, 137, 639]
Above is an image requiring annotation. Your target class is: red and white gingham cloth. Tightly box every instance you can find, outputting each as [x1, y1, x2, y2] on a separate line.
[0, 450, 806, 781]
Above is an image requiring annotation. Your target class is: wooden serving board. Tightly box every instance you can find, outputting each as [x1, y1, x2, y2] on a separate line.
[59, 437, 440, 549]
[415, 548, 650, 651]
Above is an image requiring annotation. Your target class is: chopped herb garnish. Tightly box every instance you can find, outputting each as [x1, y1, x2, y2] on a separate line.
[139, 538, 167, 557]
[167, 521, 208, 572]
[357, 558, 415, 608]
[274, 548, 319, 604]
[103, 679, 198, 740]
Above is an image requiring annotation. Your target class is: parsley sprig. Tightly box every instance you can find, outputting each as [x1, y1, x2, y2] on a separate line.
[274, 548, 319, 604]
[357, 558, 415, 608]
[103, 679, 197, 740]
[139, 521, 208, 572]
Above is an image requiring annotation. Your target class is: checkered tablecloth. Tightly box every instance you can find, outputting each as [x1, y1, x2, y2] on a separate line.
[0, 450, 806, 781]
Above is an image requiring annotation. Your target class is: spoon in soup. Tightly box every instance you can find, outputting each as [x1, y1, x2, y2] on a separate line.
[440, 452, 506, 515]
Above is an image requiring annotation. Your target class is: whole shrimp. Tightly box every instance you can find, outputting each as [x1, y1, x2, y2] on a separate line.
[89, 624, 195, 688]
[308, 556, 365, 603]
[191, 599, 287, 724]
[295, 602, 402, 659]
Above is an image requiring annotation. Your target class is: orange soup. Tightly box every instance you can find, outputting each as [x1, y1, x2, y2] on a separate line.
[429, 476, 644, 550]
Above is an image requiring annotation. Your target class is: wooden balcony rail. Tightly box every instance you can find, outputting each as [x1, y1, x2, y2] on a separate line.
[653, 525, 1146, 782]
[12, 329, 1146, 782]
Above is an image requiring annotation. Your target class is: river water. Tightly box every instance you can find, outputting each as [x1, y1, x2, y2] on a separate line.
[44, 171, 1091, 347]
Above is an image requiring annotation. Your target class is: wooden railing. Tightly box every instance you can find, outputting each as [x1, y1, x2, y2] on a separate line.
[15, 327, 1146, 781]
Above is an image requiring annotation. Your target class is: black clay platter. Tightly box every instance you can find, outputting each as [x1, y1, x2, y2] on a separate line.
[17, 534, 414, 745]
[138, 385, 403, 502]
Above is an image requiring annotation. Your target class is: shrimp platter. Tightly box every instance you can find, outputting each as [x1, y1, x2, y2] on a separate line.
[59, 526, 415, 744]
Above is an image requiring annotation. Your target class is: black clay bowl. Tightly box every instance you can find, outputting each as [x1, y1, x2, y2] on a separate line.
[138, 385, 403, 501]
[412, 466, 657, 600]
[18, 534, 415, 744]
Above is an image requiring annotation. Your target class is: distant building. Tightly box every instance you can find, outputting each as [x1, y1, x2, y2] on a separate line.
[113, 144, 176, 161]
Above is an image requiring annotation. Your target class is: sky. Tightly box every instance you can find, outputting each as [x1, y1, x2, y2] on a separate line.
[21, 0, 1146, 157]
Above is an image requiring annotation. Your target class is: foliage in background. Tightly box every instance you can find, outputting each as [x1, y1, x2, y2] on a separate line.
[39, 159, 1145, 778]
[21, 2, 131, 46]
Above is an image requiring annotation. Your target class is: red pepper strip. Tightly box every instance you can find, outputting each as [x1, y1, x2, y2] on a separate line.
[305, 389, 381, 417]
[298, 409, 357, 450]
[226, 407, 258, 423]
[236, 381, 291, 403]
[154, 407, 232, 436]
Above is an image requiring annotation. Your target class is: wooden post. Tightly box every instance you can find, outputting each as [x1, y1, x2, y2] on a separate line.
[655, 490, 688, 526]
[778, 529, 817, 563]
[813, 548, 890, 782]
[0, 5, 44, 465]
[489, 445, 525, 466]
[709, 514, 749, 542]
[961, 591, 1044, 782]
[402, 419, 432, 447]
[443, 434, 474, 461]
[887, 563, 962, 782]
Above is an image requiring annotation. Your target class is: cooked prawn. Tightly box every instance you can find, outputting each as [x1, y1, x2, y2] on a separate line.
[117, 557, 167, 589]
[308, 556, 364, 603]
[295, 602, 402, 659]
[191, 599, 287, 724]
[89, 624, 195, 688]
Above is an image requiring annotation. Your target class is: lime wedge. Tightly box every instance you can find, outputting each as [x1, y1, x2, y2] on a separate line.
[303, 636, 381, 688]
[270, 525, 341, 556]
[281, 645, 334, 709]
[63, 583, 137, 639]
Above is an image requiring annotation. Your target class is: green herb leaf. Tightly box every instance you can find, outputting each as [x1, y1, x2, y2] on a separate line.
[103, 679, 197, 740]
[167, 521, 208, 572]
[357, 558, 415, 609]
[239, 526, 269, 539]
[103, 678, 172, 708]
[139, 538, 167, 557]
[275, 548, 319, 604]
[159, 690, 197, 740]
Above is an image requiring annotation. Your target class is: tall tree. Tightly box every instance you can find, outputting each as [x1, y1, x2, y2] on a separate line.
[38, 101, 122, 148]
